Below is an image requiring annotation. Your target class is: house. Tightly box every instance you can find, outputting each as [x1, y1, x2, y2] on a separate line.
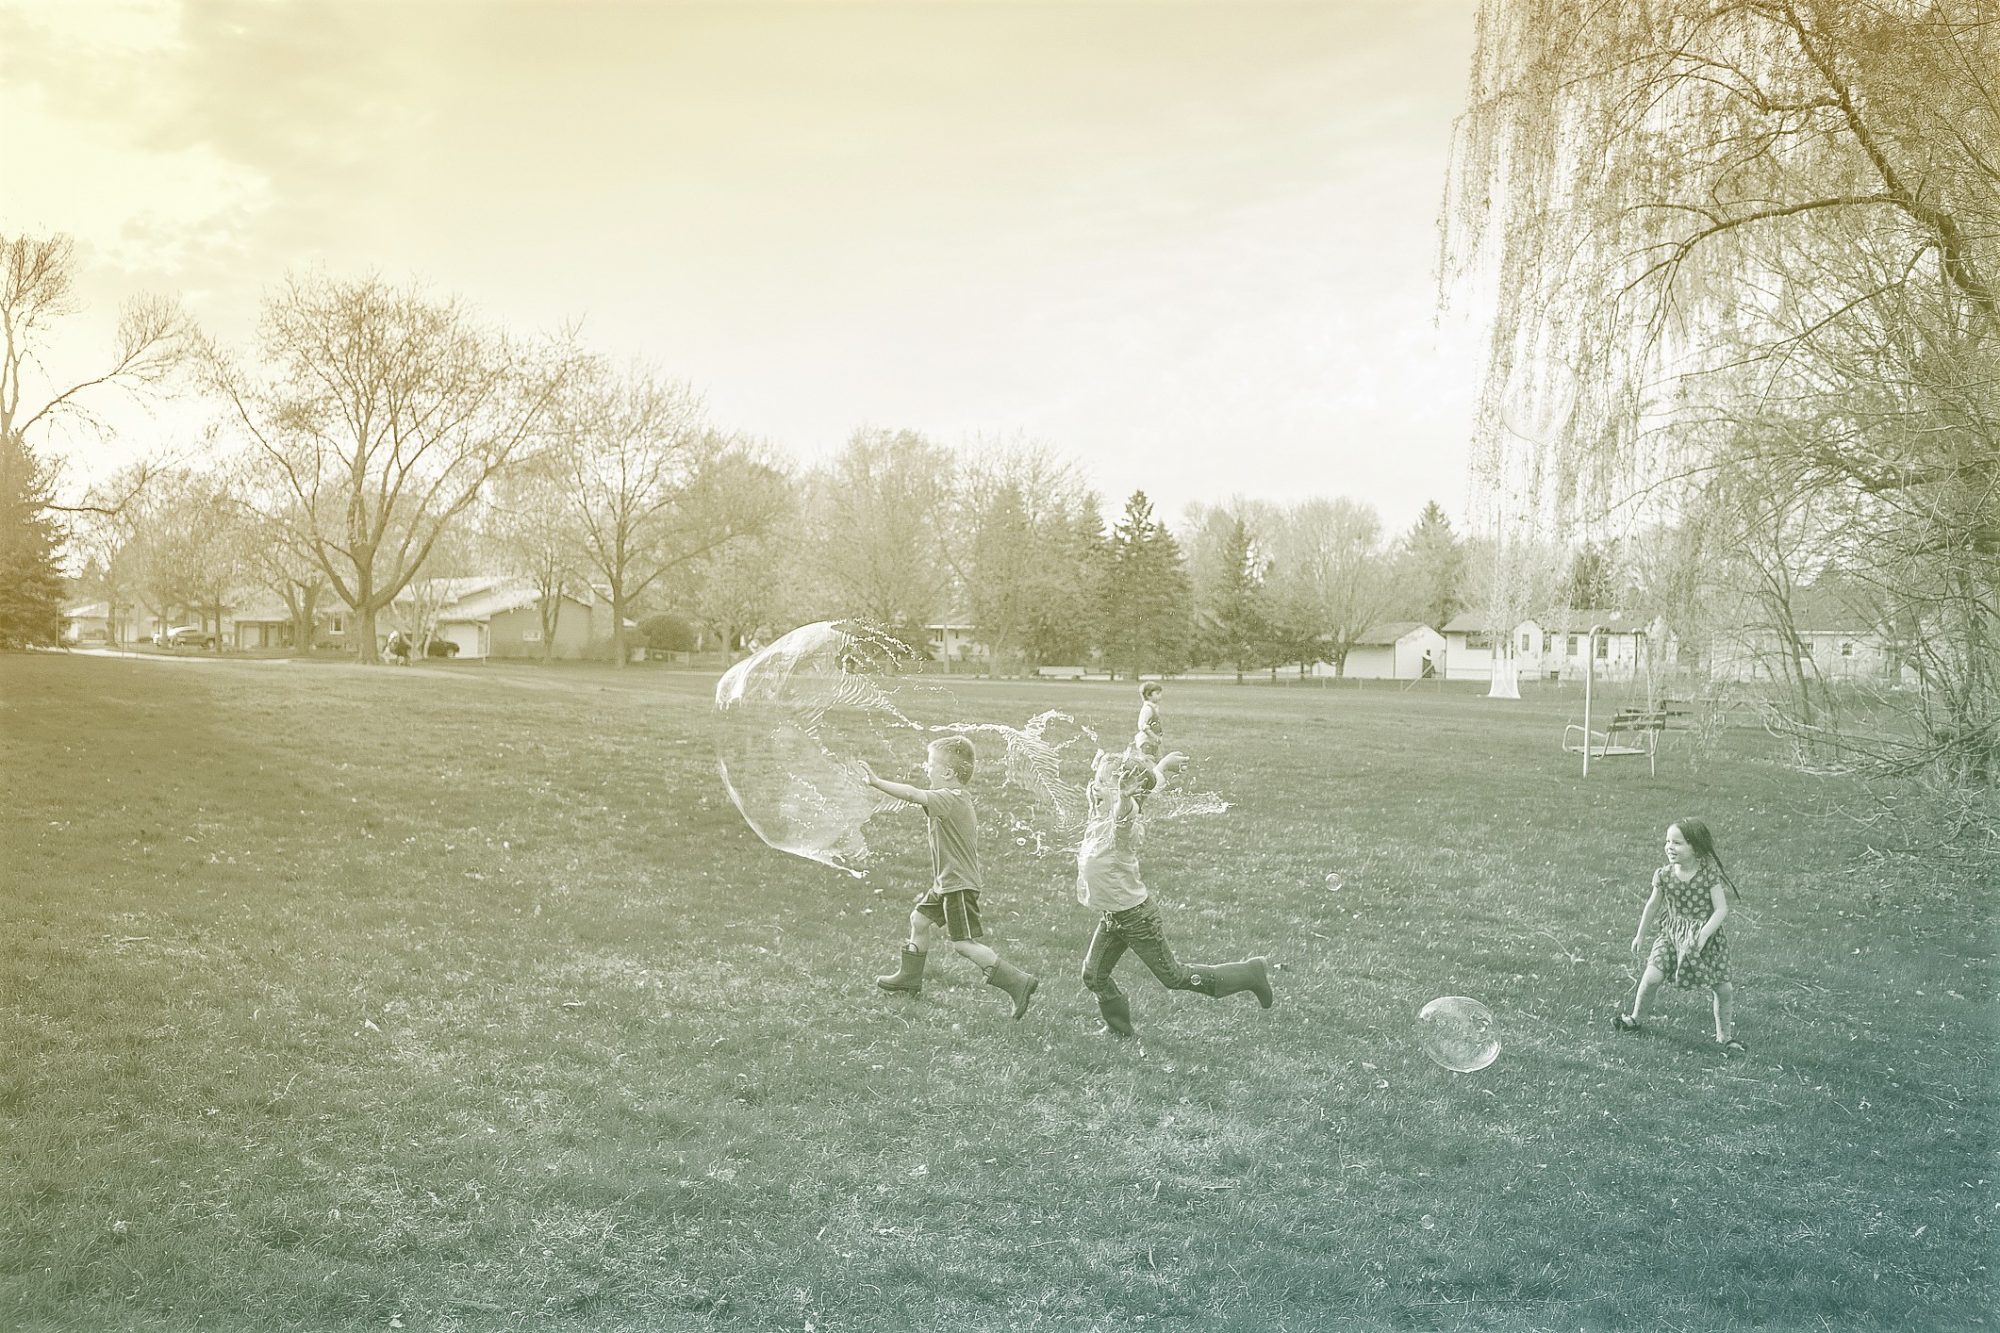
[227, 591, 351, 650]
[1318, 622, 1446, 680]
[1441, 609, 1668, 683]
[924, 615, 989, 668]
[388, 576, 633, 660]
[1440, 614, 1549, 682]
[1706, 584, 1898, 682]
[1535, 609, 1671, 683]
[61, 600, 139, 646]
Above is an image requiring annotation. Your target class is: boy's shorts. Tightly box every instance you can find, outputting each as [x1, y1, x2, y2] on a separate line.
[914, 887, 983, 941]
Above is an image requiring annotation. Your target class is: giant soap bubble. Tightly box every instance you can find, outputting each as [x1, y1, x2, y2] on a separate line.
[716, 620, 1232, 879]
[715, 620, 930, 876]
[1417, 996, 1501, 1072]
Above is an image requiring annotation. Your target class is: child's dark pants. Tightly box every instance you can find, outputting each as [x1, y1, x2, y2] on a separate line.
[1080, 900, 1209, 998]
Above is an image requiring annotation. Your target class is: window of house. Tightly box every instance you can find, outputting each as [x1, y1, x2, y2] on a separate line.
[1840, 640, 1854, 657]
[1519, 631, 1532, 652]
[1567, 634, 1580, 655]
[1595, 635, 1609, 659]
[331, 615, 345, 634]
[522, 628, 542, 642]
[1543, 633, 1553, 654]
[1466, 632, 1494, 650]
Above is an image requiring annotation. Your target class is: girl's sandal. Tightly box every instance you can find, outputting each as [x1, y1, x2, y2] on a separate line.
[1717, 1038, 1749, 1054]
[1612, 1011, 1642, 1034]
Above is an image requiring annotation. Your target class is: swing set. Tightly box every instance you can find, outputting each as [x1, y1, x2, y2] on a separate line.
[1560, 622, 1666, 776]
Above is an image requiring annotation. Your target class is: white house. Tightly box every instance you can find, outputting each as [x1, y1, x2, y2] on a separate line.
[1705, 585, 1898, 683]
[389, 576, 631, 660]
[1440, 614, 1548, 682]
[1323, 622, 1446, 680]
[1442, 609, 1667, 683]
[924, 614, 989, 668]
[1536, 610, 1670, 683]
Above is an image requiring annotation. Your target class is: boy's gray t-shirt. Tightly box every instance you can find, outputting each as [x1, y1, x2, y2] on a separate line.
[920, 787, 981, 893]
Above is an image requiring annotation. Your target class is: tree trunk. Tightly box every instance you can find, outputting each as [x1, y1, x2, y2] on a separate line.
[610, 590, 629, 667]
[356, 603, 380, 664]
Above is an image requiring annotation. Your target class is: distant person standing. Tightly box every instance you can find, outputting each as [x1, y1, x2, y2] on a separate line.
[385, 630, 411, 665]
[1134, 681, 1166, 759]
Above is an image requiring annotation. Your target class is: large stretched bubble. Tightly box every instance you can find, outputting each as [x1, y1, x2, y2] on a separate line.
[715, 620, 1232, 880]
[714, 621, 929, 876]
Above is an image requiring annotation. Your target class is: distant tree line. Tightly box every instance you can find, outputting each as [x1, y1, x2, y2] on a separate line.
[2, 236, 1480, 675]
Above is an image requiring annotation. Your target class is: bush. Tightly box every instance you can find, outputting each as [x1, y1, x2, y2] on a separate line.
[639, 614, 698, 653]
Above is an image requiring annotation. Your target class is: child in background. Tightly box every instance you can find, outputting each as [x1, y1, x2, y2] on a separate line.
[1133, 681, 1166, 759]
[861, 736, 1040, 1019]
[1615, 817, 1746, 1052]
[1076, 747, 1272, 1037]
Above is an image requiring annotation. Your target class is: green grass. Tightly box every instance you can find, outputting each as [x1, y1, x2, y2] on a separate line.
[2, 652, 1995, 1332]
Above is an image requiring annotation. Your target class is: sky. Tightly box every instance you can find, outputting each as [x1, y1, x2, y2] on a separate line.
[2, 0, 1487, 535]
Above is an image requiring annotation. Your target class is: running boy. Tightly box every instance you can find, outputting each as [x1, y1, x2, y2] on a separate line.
[1077, 747, 1272, 1037]
[861, 736, 1040, 1019]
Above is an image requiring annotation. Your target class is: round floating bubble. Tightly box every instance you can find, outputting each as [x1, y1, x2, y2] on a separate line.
[1417, 996, 1500, 1072]
[714, 620, 932, 876]
[1323, 872, 1345, 892]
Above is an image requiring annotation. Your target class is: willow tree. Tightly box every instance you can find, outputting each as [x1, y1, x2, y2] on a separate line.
[1444, 0, 1999, 779]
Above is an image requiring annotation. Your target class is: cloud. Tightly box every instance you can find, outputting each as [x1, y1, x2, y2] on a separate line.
[0, 0, 271, 278]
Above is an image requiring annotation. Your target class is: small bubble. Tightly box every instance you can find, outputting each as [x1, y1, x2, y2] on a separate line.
[1323, 872, 1344, 892]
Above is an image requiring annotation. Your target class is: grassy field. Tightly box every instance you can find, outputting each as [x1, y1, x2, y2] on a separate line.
[2, 651, 1995, 1332]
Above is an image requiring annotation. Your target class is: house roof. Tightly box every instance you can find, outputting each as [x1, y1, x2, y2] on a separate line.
[1354, 621, 1436, 646]
[1538, 609, 1660, 634]
[1441, 613, 1524, 633]
[230, 591, 295, 622]
[402, 575, 604, 624]
[62, 601, 109, 619]
[1787, 583, 1887, 634]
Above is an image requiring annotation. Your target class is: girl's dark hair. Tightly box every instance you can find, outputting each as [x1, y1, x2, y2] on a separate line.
[1672, 817, 1742, 898]
[1141, 681, 1163, 699]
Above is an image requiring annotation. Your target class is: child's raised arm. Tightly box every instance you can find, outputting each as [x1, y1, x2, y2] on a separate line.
[856, 761, 929, 807]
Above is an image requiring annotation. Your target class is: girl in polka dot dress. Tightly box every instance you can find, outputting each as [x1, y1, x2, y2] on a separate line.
[1614, 818, 1746, 1053]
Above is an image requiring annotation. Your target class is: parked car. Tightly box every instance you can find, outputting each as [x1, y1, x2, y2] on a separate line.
[425, 637, 461, 658]
[163, 625, 215, 650]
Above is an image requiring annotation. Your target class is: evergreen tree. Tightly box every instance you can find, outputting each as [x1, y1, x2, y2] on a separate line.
[1205, 514, 1270, 681]
[1098, 491, 1193, 679]
[0, 432, 66, 647]
[1564, 540, 1618, 609]
[1395, 500, 1465, 631]
[1020, 500, 1102, 667]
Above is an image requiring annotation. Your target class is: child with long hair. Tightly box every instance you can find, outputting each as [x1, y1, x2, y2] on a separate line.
[1615, 817, 1746, 1052]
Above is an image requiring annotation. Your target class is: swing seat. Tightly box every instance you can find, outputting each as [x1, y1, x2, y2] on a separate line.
[1562, 708, 1664, 775]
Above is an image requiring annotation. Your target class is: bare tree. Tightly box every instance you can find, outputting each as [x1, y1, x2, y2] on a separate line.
[1265, 498, 1396, 678]
[209, 274, 575, 663]
[2, 233, 188, 481]
[558, 363, 787, 665]
[488, 460, 584, 661]
[804, 427, 954, 639]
